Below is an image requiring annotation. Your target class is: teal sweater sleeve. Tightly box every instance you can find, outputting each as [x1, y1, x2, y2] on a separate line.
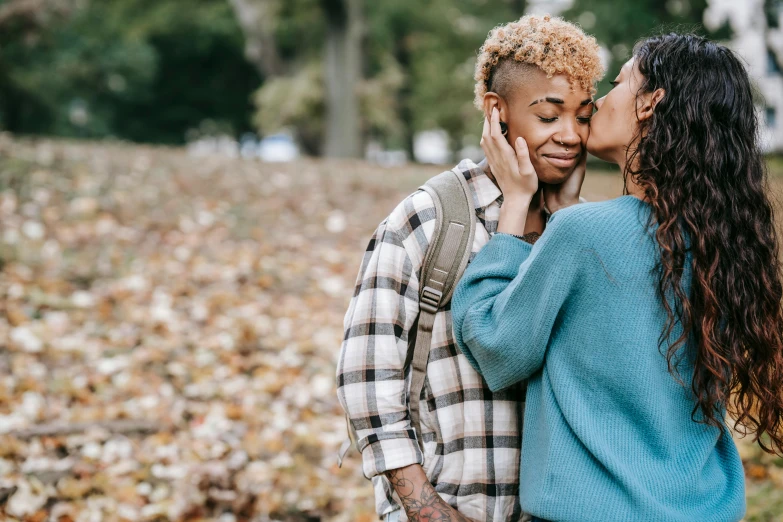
[452, 210, 583, 391]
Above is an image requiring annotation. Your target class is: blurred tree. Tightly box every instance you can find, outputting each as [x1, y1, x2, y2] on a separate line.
[110, 0, 261, 143]
[3, 0, 721, 157]
[0, 0, 260, 143]
[228, 0, 284, 78]
[0, 0, 80, 133]
[243, 0, 526, 158]
[562, 0, 713, 96]
[322, 0, 363, 158]
[397, 0, 527, 154]
[254, 63, 325, 155]
[232, 0, 364, 157]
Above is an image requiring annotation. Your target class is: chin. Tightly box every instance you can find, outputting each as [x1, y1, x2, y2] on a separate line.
[537, 167, 573, 185]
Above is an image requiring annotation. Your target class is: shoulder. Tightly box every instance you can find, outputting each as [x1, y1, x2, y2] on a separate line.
[385, 189, 437, 241]
[373, 189, 437, 272]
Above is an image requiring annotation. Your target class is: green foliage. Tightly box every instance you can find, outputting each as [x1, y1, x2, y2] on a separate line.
[255, 53, 406, 154]
[402, 0, 526, 149]
[0, 0, 259, 143]
[1, 0, 725, 152]
[254, 63, 325, 155]
[562, 0, 713, 97]
[766, 0, 782, 28]
[360, 54, 406, 148]
[252, 0, 526, 154]
[257, 0, 720, 155]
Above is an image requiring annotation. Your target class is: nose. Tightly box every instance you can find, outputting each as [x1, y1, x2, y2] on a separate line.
[595, 95, 606, 110]
[557, 118, 581, 148]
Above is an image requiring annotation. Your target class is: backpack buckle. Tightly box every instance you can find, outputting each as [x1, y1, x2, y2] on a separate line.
[420, 286, 443, 314]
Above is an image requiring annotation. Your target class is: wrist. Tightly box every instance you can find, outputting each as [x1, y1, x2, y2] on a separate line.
[503, 192, 534, 208]
[386, 465, 466, 521]
[498, 200, 530, 236]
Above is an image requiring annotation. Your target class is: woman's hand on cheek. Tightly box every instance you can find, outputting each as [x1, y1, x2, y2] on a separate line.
[481, 107, 538, 205]
[543, 147, 586, 214]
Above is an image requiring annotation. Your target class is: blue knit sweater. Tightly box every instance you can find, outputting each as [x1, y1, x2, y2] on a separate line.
[452, 195, 745, 522]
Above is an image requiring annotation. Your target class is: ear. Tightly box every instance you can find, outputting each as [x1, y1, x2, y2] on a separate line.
[637, 88, 665, 122]
[482, 92, 508, 122]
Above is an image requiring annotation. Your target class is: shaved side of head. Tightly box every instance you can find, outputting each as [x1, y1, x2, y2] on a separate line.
[488, 60, 546, 105]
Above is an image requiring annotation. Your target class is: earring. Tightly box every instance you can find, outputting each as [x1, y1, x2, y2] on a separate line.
[499, 121, 508, 136]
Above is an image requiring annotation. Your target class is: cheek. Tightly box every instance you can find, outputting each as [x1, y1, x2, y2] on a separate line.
[577, 124, 590, 144]
[515, 122, 552, 157]
[593, 99, 618, 139]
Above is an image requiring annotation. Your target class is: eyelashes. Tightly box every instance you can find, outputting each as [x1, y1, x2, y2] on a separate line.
[537, 116, 593, 124]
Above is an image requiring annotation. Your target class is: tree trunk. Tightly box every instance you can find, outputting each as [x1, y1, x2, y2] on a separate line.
[227, 0, 284, 78]
[321, 0, 363, 158]
[394, 36, 415, 160]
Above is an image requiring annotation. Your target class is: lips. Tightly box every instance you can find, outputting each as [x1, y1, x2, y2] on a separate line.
[544, 152, 579, 160]
[542, 151, 579, 168]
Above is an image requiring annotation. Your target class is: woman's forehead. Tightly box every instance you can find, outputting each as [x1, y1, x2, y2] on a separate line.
[620, 58, 636, 76]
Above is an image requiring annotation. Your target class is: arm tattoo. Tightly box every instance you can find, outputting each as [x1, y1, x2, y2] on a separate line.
[386, 468, 415, 498]
[385, 469, 471, 522]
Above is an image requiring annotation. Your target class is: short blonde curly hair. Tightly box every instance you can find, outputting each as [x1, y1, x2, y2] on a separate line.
[474, 14, 604, 110]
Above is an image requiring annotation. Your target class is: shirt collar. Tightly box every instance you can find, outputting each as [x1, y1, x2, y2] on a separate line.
[454, 158, 503, 212]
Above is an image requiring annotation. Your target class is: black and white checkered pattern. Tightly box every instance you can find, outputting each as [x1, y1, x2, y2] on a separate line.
[337, 159, 527, 522]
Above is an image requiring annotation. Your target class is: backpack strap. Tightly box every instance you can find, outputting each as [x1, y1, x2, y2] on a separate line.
[407, 167, 476, 451]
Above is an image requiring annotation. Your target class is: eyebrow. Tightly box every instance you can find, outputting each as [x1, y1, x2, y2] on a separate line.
[529, 97, 595, 107]
[529, 97, 563, 106]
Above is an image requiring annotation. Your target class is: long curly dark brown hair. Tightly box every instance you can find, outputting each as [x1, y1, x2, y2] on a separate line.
[626, 33, 783, 454]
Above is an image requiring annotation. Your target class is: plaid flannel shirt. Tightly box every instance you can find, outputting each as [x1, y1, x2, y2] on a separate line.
[336, 159, 528, 522]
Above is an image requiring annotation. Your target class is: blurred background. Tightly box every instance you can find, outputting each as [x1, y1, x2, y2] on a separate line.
[0, 0, 782, 521]
[0, 0, 781, 160]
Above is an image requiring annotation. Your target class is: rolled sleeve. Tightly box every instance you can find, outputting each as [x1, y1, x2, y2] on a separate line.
[358, 428, 423, 478]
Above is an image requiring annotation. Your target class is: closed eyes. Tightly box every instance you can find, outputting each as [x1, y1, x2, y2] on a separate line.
[538, 116, 592, 124]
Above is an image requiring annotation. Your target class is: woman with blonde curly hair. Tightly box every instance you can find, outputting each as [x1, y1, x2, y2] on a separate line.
[337, 14, 603, 522]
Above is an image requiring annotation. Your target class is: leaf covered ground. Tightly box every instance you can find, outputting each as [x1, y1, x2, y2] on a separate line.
[0, 137, 781, 521]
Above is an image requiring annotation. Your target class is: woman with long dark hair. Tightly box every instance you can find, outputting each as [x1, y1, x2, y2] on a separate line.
[453, 33, 783, 521]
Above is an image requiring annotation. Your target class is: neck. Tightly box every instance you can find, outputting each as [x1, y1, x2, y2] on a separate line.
[625, 179, 646, 200]
[617, 150, 648, 201]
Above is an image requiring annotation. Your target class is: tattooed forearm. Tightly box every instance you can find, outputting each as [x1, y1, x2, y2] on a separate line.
[385, 466, 472, 522]
[386, 468, 415, 498]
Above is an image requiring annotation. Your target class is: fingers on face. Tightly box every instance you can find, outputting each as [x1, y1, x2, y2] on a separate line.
[515, 137, 535, 174]
[490, 107, 500, 138]
[481, 116, 489, 147]
[515, 137, 529, 158]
